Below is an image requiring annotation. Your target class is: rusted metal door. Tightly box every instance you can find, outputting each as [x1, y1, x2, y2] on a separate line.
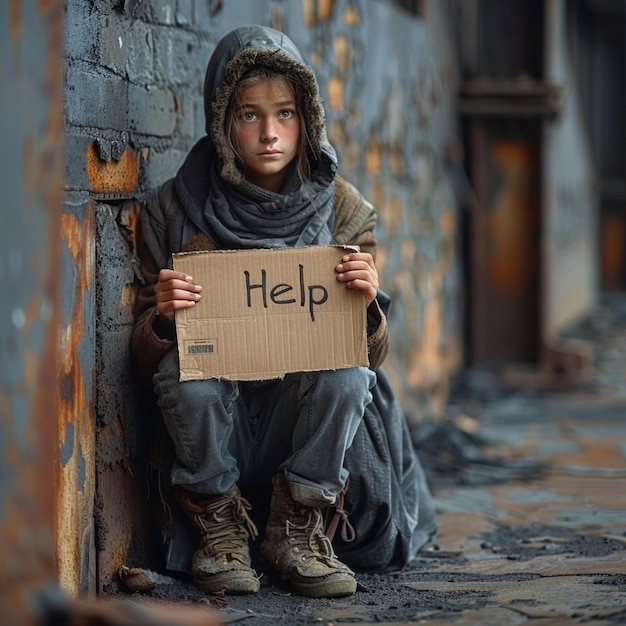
[456, 0, 549, 367]
[467, 120, 542, 365]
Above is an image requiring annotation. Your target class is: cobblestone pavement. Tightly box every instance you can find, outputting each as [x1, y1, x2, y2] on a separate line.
[114, 295, 626, 624]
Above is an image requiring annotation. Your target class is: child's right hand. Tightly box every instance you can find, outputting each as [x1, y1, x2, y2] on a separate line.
[154, 269, 203, 320]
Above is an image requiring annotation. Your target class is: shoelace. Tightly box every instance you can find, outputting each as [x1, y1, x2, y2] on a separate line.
[195, 493, 259, 555]
[326, 480, 356, 543]
[285, 507, 336, 559]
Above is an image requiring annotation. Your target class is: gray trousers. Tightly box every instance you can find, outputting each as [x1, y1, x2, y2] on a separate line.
[153, 348, 376, 505]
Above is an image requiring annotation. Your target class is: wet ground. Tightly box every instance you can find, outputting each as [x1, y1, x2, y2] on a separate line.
[111, 294, 626, 625]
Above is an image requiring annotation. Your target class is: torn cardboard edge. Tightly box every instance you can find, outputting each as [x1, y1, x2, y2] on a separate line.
[173, 245, 368, 381]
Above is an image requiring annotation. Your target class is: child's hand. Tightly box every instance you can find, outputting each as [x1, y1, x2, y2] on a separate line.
[335, 252, 379, 307]
[154, 269, 203, 320]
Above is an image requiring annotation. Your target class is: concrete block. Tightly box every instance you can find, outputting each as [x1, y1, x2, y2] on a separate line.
[176, 0, 193, 26]
[194, 97, 207, 139]
[193, 0, 219, 32]
[126, 20, 156, 86]
[92, 0, 122, 14]
[143, 147, 187, 191]
[97, 272, 134, 331]
[95, 204, 137, 328]
[65, 67, 129, 130]
[153, 0, 178, 25]
[96, 328, 136, 389]
[97, 13, 129, 75]
[152, 28, 202, 87]
[202, 1, 272, 32]
[128, 0, 177, 25]
[64, 2, 98, 61]
[95, 12, 156, 86]
[128, 83, 177, 136]
[65, 133, 95, 191]
[176, 94, 196, 139]
[96, 203, 133, 264]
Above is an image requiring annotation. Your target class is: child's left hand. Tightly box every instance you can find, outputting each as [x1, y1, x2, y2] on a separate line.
[335, 252, 379, 307]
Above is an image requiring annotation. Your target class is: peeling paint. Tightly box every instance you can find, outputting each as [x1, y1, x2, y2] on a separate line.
[326, 75, 344, 112]
[271, 4, 283, 32]
[57, 205, 96, 596]
[1, 0, 64, 622]
[343, 4, 360, 26]
[333, 33, 350, 73]
[58, 421, 75, 467]
[86, 141, 139, 196]
[365, 137, 381, 174]
[317, 0, 335, 22]
[302, 0, 316, 27]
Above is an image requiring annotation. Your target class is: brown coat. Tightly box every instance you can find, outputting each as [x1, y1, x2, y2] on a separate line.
[131, 174, 389, 386]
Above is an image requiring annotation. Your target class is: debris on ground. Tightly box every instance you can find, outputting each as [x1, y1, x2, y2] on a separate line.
[108, 294, 626, 625]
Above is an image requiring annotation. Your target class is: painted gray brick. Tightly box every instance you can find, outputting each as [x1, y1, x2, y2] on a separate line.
[64, 2, 98, 62]
[65, 67, 129, 130]
[176, 94, 197, 139]
[152, 0, 178, 25]
[193, 96, 207, 140]
[152, 27, 201, 87]
[95, 204, 137, 327]
[125, 20, 156, 86]
[97, 13, 130, 76]
[193, 0, 220, 32]
[127, 83, 177, 136]
[143, 147, 187, 190]
[127, 0, 177, 25]
[64, 133, 95, 191]
[175, 0, 193, 26]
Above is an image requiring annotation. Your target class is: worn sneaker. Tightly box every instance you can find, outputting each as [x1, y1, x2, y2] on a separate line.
[260, 473, 357, 598]
[179, 485, 260, 595]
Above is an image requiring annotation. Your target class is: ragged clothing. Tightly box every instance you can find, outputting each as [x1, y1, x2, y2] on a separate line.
[130, 24, 437, 574]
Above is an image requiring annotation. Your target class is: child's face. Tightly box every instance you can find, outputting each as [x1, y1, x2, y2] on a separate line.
[230, 78, 300, 193]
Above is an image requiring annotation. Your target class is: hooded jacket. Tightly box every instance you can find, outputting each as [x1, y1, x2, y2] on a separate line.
[131, 25, 389, 384]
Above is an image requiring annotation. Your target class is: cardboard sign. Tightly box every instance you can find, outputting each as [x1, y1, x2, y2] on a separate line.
[172, 246, 368, 381]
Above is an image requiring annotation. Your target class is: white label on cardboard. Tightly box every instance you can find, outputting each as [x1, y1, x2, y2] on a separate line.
[172, 246, 368, 381]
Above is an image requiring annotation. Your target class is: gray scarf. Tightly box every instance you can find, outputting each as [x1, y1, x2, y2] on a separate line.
[175, 136, 336, 250]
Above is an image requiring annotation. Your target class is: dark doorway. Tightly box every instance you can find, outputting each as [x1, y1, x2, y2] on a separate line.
[465, 119, 542, 365]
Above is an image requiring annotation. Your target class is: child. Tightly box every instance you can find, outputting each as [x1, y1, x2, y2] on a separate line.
[132, 25, 437, 599]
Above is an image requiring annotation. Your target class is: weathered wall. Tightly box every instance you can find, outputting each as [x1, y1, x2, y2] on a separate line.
[0, 0, 64, 622]
[62, 0, 462, 592]
[309, 2, 462, 420]
[543, 0, 598, 337]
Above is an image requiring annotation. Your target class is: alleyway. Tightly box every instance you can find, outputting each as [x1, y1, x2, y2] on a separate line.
[111, 295, 626, 625]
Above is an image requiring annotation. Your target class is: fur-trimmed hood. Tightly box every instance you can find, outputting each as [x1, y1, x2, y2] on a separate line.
[202, 25, 334, 185]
